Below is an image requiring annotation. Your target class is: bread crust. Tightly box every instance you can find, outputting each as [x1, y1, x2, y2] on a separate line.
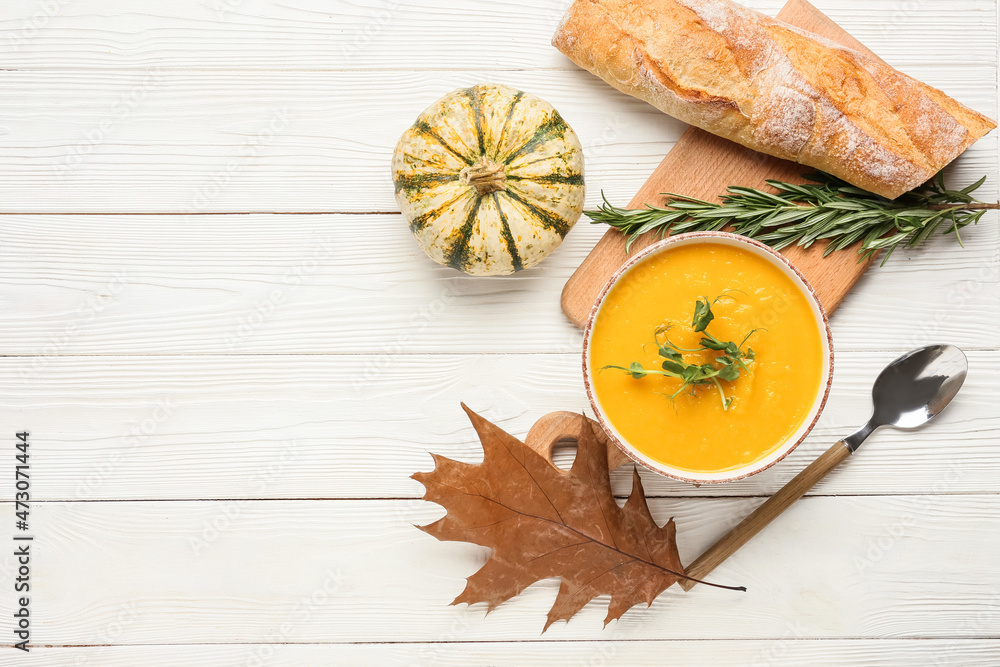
[553, 0, 996, 199]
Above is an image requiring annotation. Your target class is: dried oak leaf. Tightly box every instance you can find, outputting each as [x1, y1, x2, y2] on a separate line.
[413, 403, 688, 630]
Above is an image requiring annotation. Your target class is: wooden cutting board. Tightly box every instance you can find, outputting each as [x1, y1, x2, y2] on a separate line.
[561, 0, 875, 329]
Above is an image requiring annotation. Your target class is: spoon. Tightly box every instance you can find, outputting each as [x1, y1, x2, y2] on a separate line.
[679, 344, 969, 591]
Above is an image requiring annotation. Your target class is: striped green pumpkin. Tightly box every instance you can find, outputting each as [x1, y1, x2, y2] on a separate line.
[392, 83, 585, 276]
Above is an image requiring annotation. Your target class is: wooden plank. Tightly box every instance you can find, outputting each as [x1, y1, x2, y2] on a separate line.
[0, 68, 992, 213]
[0, 68, 676, 214]
[1, 351, 997, 501]
[0, 0, 994, 71]
[559, 0, 997, 327]
[20, 640, 1000, 666]
[0, 212, 996, 356]
[4, 496, 999, 643]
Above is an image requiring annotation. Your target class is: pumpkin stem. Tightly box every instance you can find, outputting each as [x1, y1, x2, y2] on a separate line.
[460, 157, 506, 196]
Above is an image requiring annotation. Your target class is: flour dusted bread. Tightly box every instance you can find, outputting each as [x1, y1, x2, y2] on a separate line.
[552, 0, 995, 199]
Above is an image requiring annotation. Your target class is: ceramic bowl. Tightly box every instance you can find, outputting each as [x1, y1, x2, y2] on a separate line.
[582, 231, 834, 484]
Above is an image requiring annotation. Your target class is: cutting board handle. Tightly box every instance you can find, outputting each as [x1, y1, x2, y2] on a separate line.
[524, 411, 631, 471]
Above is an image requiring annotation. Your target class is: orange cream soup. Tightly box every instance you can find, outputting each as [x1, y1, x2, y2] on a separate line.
[589, 242, 825, 474]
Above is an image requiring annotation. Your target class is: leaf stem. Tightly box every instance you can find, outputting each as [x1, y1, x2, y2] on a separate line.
[674, 570, 747, 592]
[711, 377, 729, 411]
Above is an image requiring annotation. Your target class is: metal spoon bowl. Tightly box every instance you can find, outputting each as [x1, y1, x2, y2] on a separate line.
[844, 345, 968, 450]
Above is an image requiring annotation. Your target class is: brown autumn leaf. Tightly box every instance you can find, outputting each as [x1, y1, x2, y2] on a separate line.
[413, 403, 705, 630]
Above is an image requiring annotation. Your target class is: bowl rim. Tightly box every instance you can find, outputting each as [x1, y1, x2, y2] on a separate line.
[582, 231, 834, 485]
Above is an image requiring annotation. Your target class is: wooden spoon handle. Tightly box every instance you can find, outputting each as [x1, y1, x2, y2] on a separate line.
[679, 440, 853, 592]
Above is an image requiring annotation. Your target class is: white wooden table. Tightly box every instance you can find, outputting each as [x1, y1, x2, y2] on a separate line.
[1, 1, 999, 665]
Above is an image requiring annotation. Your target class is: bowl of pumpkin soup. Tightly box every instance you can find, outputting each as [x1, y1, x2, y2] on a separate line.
[583, 232, 833, 484]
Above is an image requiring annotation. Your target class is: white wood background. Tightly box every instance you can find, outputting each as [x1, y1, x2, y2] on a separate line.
[1, 0, 999, 665]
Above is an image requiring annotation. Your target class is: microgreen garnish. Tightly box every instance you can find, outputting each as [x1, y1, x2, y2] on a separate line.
[603, 294, 757, 411]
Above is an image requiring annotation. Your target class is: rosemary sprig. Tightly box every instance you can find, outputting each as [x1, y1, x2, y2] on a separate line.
[586, 172, 999, 265]
[603, 294, 757, 411]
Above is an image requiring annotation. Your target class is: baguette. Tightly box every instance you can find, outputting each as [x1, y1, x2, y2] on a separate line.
[552, 0, 995, 199]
